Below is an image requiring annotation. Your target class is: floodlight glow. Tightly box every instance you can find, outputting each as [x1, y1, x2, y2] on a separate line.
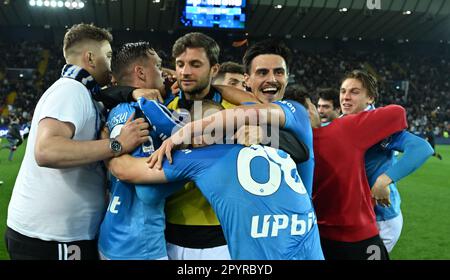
[57, 1, 63, 7]
[64, 1, 70, 8]
[78, 1, 84, 8]
[29, 0, 36, 6]
[44, 0, 50, 6]
[50, 0, 57, 7]
[72, 1, 78, 8]
[36, 0, 43, 6]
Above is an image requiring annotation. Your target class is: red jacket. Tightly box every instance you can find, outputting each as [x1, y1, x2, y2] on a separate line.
[312, 105, 407, 242]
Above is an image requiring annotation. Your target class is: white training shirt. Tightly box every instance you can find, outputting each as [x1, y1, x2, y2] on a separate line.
[7, 77, 106, 242]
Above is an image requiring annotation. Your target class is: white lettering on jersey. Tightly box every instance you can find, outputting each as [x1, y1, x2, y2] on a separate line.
[250, 215, 271, 238]
[251, 212, 316, 238]
[280, 100, 296, 113]
[109, 112, 128, 129]
[108, 196, 121, 214]
[271, 215, 289, 237]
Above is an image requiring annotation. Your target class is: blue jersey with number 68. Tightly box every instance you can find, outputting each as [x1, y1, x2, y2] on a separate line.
[163, 144, 324, 260]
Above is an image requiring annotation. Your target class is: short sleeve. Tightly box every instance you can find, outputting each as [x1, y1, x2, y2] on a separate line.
[38, 79, 95, 136]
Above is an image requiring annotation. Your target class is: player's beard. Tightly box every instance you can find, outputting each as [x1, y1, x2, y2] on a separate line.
[178, 73, 211, 100]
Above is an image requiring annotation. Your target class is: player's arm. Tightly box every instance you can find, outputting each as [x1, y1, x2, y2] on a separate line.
[351, 105, 408, 150]
[106, 154, 168, 184]
[214, 85, 260, 105]
[147, 103, 287, 168]
[34, 115, 149, 168]
[384, 131, 434, 182]
[371, 131, 434, 206]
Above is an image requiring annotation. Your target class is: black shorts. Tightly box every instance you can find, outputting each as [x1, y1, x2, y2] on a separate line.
[4, 227, 99, 260]
[320, 235, 390, 260]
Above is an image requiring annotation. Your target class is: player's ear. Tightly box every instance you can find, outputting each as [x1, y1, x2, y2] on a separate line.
[84, 51, 96, 68]
[244, 73, 252, 90]
[135, 65, 145, 81]
[210, 63, 219, 78]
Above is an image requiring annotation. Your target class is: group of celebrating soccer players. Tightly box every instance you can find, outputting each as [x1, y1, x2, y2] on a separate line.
[5, 23, 434, 260]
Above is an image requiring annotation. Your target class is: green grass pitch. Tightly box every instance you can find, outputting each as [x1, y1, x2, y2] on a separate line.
[0, 140, 449, 260]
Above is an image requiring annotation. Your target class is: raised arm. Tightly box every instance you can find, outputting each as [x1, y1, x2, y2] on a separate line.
[148, 103, 287, 168]
[214, 85, 260, 105]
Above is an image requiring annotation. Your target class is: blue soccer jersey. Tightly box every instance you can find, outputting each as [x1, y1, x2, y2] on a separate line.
[365, 130, 433, 221]
[163, 144, 324, 260]
[274, 100, 314, 196]
[98, 99, 184, 260]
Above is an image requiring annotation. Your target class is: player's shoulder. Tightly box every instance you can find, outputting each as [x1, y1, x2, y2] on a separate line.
[109, 102, 136, 116]
[46, 78, 88, 99]
[377, 104, 406, 115]
[275, 99, 306, 113]
[107, 102, 137, 126]
[58, 77, 85, 87]
[175, 145, 236, 160]
[138, 97, 168, 114]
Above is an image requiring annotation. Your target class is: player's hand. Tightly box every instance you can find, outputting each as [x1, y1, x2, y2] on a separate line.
[305, 98, 321, 128]
[162, 68, 176, 81]
[371, 173, 392, 207]
[116, 113, 150, 154]
[170, 80, 180, 94]
[234, 125, 265, 146]
[147, 137, 176, 170]
[132, 88, 164, 103]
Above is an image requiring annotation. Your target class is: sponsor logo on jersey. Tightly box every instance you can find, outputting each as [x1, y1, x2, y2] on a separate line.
[250, 211, 316, 238]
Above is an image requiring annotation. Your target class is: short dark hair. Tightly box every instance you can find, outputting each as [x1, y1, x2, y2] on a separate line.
[214, 61, 244, 82]
[341, 70, 379, 102]
[218, 61, 244, 75]
[317, 88, 340, 109]
[172, 32, 220, 66]
[242, 39, 292, 74]
[63, 23, 112, 55]
[112, 42, 155, 82]
[284, 85, 310, 108]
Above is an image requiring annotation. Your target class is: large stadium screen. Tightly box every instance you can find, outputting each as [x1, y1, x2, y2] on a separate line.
[180, 0, 246, 30]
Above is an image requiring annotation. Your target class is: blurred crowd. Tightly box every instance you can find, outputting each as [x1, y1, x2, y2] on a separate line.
[1, 40, 448, 137]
